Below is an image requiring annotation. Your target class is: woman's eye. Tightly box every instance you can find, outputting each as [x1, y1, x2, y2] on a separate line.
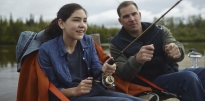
[73, 20, 79, 22]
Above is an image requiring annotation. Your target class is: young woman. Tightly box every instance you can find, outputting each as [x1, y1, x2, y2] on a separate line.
[38, 3, 143, 101]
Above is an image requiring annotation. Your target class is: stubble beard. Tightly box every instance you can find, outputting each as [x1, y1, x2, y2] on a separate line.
[129, 28, 140, 37]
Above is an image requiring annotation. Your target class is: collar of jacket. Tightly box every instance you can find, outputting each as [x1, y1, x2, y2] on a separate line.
[118, 22, 156, 41]
[57, 34, 90, 57]
[111, 22, 163, 57]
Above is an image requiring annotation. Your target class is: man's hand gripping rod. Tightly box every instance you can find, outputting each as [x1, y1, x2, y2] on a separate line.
[93, 0, 182, 88]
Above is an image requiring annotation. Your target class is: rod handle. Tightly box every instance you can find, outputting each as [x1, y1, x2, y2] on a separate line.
[93, 59, 115, 79]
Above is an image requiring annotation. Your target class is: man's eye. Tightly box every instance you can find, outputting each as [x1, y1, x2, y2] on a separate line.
[132, 12, 136, 16]
[123, 15, 129, 19]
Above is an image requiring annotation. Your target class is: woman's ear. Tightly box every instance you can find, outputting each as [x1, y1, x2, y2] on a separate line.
[58, 19, 64, 29]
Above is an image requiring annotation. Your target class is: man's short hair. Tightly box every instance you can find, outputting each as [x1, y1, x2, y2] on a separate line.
[117, 1, 138, 17]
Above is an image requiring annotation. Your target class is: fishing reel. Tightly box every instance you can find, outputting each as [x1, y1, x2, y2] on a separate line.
[101, 73, 115, 89]
[93, 59, 115, 88]
[93, 73, 115, 88]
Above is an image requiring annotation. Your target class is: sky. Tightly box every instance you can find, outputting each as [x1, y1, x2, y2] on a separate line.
[0, 0, 205, 28]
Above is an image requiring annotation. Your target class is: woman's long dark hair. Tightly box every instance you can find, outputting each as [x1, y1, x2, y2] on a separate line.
[44, 3, 87, 41]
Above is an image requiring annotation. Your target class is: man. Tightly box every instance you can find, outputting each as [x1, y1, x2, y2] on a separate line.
[109, 1, 205, 101]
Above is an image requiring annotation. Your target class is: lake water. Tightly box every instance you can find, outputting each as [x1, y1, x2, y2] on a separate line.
[0, 42, 205, 101]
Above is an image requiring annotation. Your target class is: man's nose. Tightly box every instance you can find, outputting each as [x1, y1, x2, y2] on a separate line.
[129, 16, 135, 21]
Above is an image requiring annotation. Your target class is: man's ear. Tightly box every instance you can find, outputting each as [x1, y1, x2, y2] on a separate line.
[58, 19, 64, 29]
[118, 18, 123, 25]
[139, 12, 142, 20]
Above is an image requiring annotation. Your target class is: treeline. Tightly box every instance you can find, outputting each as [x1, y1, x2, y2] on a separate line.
[0, 14, 49, 45]
[155, 14, 205, 42]
[0, 14, 204, 45]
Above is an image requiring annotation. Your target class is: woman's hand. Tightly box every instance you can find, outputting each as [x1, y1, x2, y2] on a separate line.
[72, 77, 93, 96]
[102, 57, 116, 75]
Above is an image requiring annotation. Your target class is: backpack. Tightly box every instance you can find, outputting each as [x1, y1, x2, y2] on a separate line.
[16, 30, 69, 101]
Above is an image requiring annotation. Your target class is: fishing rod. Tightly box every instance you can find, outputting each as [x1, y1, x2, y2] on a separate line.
[93, 0, 182, 86]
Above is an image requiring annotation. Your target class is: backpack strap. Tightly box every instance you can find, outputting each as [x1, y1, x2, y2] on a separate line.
[49, 82, 70, 101]
[136, 75, 164, 91]
[136, 74, 181, 100]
